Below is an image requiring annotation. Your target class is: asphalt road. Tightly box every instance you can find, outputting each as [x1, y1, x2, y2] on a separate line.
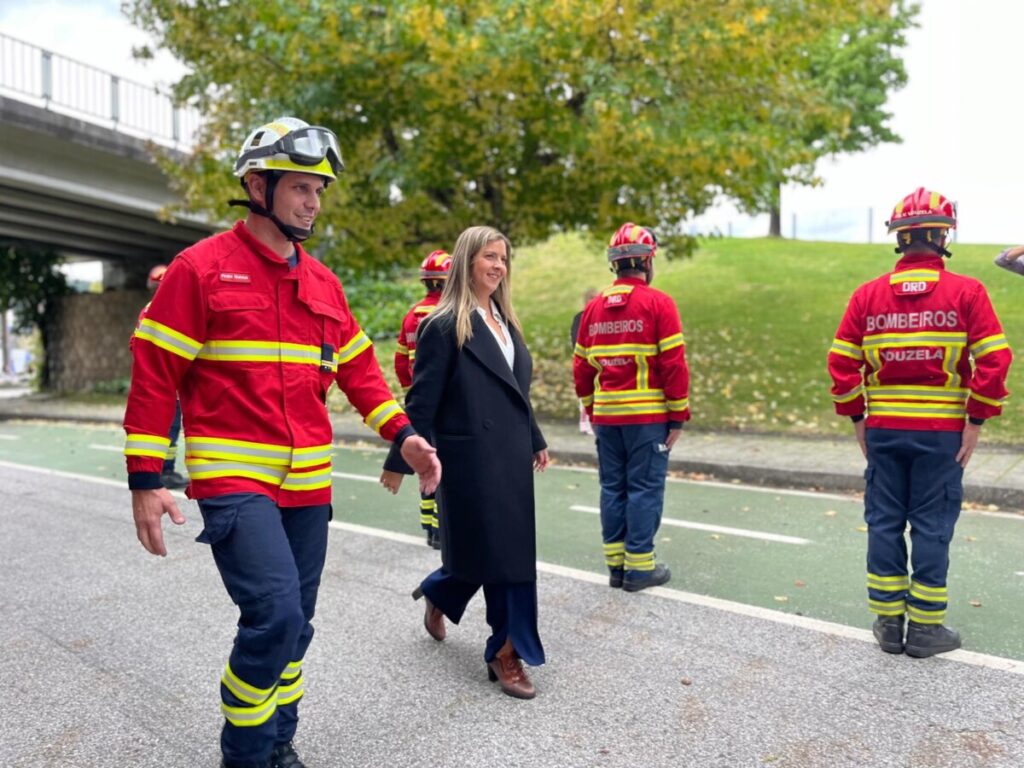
[2, 450, 1024, 767]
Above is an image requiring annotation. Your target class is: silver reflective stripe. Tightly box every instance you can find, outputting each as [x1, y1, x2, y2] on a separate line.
[185, 439, 292, 464]
[862, 334, 967, 348]
[185, 461, 289, 482]
[866, 387, 966, 402]
[136, 326, 202, 359]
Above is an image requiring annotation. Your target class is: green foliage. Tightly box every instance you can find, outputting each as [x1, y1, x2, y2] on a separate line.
[336, 266, 422, 340]
[91, 377, 132, 395]
[128, 0, 891, 268]
[0, 246, 70, 331]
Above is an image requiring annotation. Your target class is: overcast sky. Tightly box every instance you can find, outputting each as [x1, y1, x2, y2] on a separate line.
[1, 0, 1022, 244]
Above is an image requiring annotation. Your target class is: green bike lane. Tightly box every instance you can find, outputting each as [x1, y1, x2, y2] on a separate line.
[3, 419, 1023, 661]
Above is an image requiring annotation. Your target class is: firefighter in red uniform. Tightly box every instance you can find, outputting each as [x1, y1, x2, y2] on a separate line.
[124, 117, 440, 768]
[392, 249, 452, 548]
[828, 187, 1011, 658]
[573, 223, 690, 592]
[131, 264, 187, 489]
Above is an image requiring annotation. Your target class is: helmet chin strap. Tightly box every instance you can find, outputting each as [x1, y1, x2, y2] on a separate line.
[228, 173, 313, 243]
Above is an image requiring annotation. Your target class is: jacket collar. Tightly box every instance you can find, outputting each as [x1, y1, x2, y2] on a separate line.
[464, 311, 530, 406]
[232, 220, 309, 269]
[894, 253, 946, 272]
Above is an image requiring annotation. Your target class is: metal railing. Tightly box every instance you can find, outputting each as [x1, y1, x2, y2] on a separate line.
[0, 31, 199, 147]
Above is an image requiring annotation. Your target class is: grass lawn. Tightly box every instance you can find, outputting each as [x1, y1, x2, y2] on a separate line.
[369, 234, 1024, 443]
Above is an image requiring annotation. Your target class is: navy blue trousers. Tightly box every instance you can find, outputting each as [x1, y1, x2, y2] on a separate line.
[419, 568, 545, 666]
[162, 400, 182, 474]
[594, 423, 670, 573]
[864, 429, 963, 625]
[197, 493, 330, 765]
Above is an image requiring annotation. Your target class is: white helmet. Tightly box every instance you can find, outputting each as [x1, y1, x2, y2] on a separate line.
[234, 117, 343, 182]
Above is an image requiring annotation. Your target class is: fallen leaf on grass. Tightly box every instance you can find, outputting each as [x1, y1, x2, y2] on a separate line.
[680, 677, 693, 686]
[825, 510, 838, 517]
[794, 579, 807, 588]
[710, 534, 721, 540]
[969, 600, 983, 608]
[964, 535, 977, 542]
[774, 595, 789, 603]
[855, 525, 868, 533]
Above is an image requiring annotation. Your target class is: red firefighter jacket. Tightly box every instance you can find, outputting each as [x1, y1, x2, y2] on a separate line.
[124, 221, 410, 506]
[394, 292, 441, 388]
[573, 276, 690, 426]
[829, 253, 1011, 431]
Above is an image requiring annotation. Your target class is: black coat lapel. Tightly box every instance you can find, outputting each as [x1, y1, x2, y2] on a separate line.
[465, 311, 527, 405]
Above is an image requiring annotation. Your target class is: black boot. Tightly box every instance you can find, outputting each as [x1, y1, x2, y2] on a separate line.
[608, 567, 624, 589]
[270, 741, 306, 768]
[871, 615, 905, 654]
[622, 563, 671, 592]
[905, 621, 961, 658]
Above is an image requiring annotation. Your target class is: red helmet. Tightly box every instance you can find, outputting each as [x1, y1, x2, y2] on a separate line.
[886, 187, 957, 234]
[419, 250, 452, 281]
[607, 223, 657, 266]
[147, 264, 168, 289]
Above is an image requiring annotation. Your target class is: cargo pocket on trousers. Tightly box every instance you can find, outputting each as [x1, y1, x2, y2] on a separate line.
[939, 482, 963, 543]
[195, 503, 240, 545]
[862, 466, 876, 527]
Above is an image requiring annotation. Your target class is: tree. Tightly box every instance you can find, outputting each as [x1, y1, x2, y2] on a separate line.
[128, 0, 897, 266]
[0, 246, 70, 383]
[742, 1, 917, 236]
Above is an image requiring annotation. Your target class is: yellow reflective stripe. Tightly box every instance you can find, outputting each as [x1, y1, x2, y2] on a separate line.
[636, 351, 649, 390]
[666, 398, 689, 411]
[862, 331, 967, 349]
[602, 285, 634, 296]
[419, 499, 437, 511]
[603, 541, 625, 554]
[185, 459, 289, 484]
[185, 436, 293, 466]
[970, 334, 1010, 358]
[197, 340, 332, 367]
[593, 388, 665, 403]
[658, 333, 685, 353]
[277, 676, 305, 706]
[909, 582, 948, 603]
[833, 384, 864, 404]
[969, 391, 1005, 407]
[290, 444, 333, 469]
[865, 385, 967, 402]
[124, 433, 171, 459]
[222, 664, 276, 706]
[907, 605, 945, 624]
[587, 343, 659, 356]
[868, 401, 965, 419]
[222, 696, 277, 727]
[413, 306, 433, 315]
[593, 402, 669, 416]
[866, 573, 910, 591]
[624, 551, 655, 571]
[395, 347, 410, 357]
[338, 331, 372, 364]
[868, 599, 906, 616]
[890, 269, 939, 284]
[135, 318, 203, 360]
[579, 394, 594, 406]
[364, 399, 404, 435]
[408, 349, 417, 364]
[830, 338, 863, 361]
[603, 541, 625, 566]
[573, 343, 588, 358]
[281, 660, 303, 682]
[281, 465, 333, 491]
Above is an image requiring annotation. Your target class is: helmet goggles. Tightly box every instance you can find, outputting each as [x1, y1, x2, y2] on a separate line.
[235, 125, 344, 176]
[607, 243, 655, 261]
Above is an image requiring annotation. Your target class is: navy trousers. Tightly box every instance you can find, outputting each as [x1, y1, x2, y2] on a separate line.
[197, 493, 330, 765]
[419, 568, 545, 666]
[864, 428, 963, 625]
[162, 400, 182, 474]
[594, 422, 670, 573]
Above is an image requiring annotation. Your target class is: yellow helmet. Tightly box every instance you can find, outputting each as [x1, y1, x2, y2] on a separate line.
[234, 117, 344, 182]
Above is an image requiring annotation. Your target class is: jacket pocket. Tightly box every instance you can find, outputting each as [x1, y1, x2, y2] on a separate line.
[209, 290, 272, 312]
[195, 502, 239, 546]
[939, 482, 963, 543]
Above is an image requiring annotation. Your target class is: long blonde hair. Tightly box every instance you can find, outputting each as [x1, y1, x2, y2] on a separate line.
[428, 226, 522, 348]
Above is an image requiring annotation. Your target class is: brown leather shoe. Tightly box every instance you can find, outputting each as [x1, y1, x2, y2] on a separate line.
[412, 587, 445, 641]
[487, 653, 536, 699]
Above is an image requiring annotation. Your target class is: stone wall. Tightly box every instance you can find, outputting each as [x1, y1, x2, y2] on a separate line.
[46, 290, 147, 392]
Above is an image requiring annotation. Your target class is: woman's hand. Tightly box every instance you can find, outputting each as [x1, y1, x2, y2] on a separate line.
[533, 448, 550, 472]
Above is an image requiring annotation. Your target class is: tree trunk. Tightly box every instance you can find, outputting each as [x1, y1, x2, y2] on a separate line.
[768, 180, 783, 237]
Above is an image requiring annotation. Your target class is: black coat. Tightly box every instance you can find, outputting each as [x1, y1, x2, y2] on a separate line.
[386, 310, 546, 584]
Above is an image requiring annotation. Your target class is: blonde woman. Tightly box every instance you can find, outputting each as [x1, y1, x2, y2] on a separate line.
[382, 225, 549, 699]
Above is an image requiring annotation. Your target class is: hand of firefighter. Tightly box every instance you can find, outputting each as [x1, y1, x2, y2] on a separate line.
[956, 422, 981, 468]
[131, 488, 186, 557]
[400, 435, 441, 495]
[666, 428, 682, 451]
[854, 419, 867, 459]
[379, 469, 404, 494]
[533, 448, 550, 472]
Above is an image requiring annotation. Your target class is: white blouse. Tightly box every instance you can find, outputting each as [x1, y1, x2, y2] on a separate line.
[476, 300, 515, 370]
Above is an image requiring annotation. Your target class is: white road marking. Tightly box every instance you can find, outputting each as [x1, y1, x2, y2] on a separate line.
[551, 463, 860, 501]
[570, 504, 811, 545]
[331, 472, 379, 483]
[0, 434, 19, 440]
[89, 443, 122, 452]
[0, 457, 1019, 676]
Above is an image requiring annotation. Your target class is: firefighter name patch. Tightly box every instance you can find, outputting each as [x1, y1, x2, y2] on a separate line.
[893, 279, 934, 296]
[220, 272, 252, 283]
